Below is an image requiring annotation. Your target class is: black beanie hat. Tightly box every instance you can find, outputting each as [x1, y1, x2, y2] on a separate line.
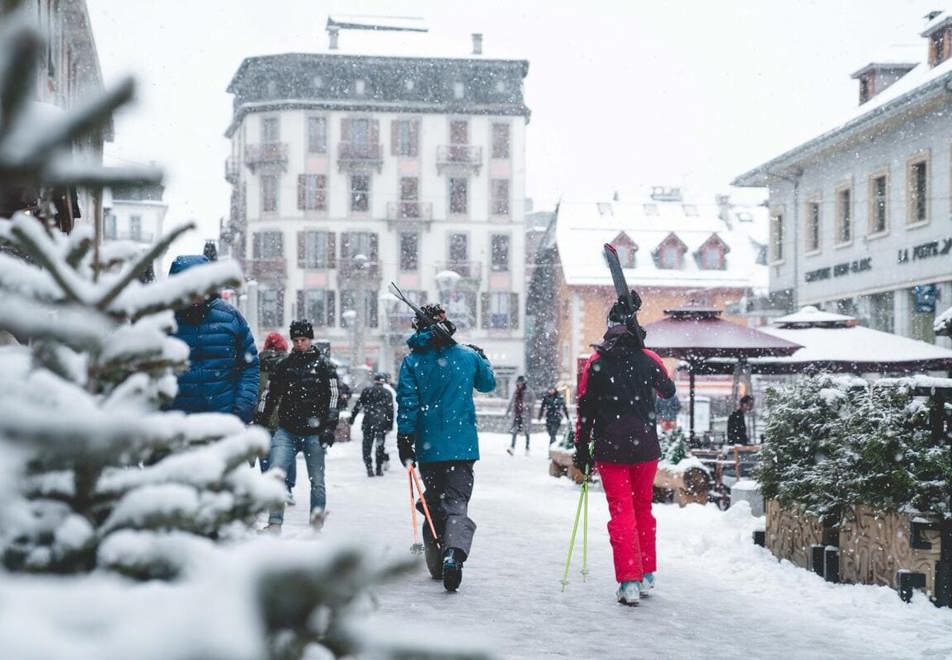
[289, 319, 314, 339]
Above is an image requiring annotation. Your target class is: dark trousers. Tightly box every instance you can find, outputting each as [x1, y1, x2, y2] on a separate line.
[419, 460, 477, 559]
[546, 421, 561, 445]
[362, 427, 387, 471]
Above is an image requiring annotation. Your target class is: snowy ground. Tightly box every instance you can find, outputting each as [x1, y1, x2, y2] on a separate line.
[276, 431, 952, 660]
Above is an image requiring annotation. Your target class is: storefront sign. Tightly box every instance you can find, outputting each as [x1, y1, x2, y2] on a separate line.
[897, 238, 952, 264]
[804, 257, 872, 282]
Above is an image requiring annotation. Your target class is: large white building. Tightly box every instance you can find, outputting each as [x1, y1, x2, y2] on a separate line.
[222, 20, 530, 392]
[734, 10, 952, 346]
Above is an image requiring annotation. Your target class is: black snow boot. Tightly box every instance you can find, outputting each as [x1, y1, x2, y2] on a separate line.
[366, 466, 375, 477]
[442, 547, 464, 592]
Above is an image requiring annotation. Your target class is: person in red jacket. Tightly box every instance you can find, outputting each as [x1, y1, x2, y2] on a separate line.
[575, 293, 676, 606]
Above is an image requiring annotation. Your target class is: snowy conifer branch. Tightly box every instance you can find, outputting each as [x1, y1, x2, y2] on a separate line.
[0, 18, 41, 153]
[115, 259, 243, 322]
[10, 214, 87, 303]
[96, 221, 194, 311]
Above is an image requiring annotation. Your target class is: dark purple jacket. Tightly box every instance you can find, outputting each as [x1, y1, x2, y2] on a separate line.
[576, 325, 676, 464]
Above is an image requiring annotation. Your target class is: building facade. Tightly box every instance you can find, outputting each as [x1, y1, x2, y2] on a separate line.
[734, 11, 952, 347]
[549, 189, 768, 389]
[104, 183, 167, 244]
[223, 29, 530, 392]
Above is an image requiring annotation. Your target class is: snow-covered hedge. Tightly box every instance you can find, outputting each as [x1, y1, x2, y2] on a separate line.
[759, 374, 952, 520]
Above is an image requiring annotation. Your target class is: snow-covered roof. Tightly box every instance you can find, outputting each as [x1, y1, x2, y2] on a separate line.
[555, 194, 768, 291]
[735, 14, 952, 187]
[772, 305, 855, 327]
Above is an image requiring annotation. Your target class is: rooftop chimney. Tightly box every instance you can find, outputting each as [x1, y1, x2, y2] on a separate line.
[472, 33, 483, 55]
[328, 26, 340, 50]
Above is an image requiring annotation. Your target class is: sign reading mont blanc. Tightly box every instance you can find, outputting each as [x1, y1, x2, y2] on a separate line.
[804, 257, 872, 283]
[897, 237, 952, 264]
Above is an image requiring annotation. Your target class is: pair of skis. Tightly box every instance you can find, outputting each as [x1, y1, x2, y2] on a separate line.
[389, 281, 456, 347]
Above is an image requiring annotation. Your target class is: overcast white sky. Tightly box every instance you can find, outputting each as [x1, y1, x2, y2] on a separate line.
[86, 0, 941, 255]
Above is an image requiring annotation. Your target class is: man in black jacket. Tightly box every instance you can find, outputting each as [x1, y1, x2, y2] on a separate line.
[256, 320, 340, 532]
[538, 386, 570, 446]
[727, 395, 754, 445]
[351, 373, 395, 477]
[575, 294, 676, 606]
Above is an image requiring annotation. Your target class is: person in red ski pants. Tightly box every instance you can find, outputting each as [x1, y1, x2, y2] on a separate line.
[574, 292, 676, 606]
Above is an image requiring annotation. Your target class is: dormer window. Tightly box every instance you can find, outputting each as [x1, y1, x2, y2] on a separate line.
[851, 63, 915, 104]
[931, 30, 946, 65]
[695, 233, 730, 270]
[653, 233, 687, 270]
[923, 15, 952, 67]
[609, 232, 638, 268]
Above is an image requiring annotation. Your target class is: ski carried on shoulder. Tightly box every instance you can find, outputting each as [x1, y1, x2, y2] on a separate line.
[389, 281, 457, 346]
[602, 243, 645, 343]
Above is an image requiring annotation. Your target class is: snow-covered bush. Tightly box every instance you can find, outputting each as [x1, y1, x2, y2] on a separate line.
[759, 374, 952, 520]
[659, 427, 689, 464]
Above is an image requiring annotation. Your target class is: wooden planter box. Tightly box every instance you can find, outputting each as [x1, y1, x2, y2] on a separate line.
[653, 464, 711, 507]
[765, 500, 835, 570]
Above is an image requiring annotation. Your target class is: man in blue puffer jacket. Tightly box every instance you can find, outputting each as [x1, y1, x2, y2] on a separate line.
[166, 255, 259, 423]
[396, 303, 495, 592]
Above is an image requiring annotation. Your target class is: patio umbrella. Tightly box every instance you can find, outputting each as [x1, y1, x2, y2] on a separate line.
[641, 305, 802, 440]
[702, 305, 952, 375]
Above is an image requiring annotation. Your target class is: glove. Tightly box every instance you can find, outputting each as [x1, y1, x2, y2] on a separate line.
[465, 344, 487, 360]
[398, 433, 416, 467]
[573, 440, 593, 477]
[348, 414, 356, 426]
[320, 428, 336, 449]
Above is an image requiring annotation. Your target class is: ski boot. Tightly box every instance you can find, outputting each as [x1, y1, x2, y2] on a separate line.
[616, 581, 641, 606]
[442, 547, 464, 592]
[639, 573, 655, 597]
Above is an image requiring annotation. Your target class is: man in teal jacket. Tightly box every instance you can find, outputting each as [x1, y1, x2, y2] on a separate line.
[396, 304, 495, 592]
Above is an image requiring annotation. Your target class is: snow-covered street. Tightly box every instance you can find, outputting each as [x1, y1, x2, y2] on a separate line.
[276, 431, 952, 660]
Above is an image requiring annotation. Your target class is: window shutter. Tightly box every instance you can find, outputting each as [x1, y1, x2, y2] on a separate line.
[297, 175, 305, 210]
[275, 232, 284, 257]
[297, 232, 305, 267]
[252, 233, 262, 258]
[276, 292, 285, 328]
[341, 118, 351, 143]
[481, 293, 490, 329]
[371, 119, 379, 146]
[297, 290, 305, 320]
[369, 233, 379, 260]
[327, 233, 337, 268]
[509, 293, 519, 330]
[327, 291, 336, 327]
[391, 120, 398, 156]
[409, 120, 419, 157]
[340, 232, 351, 261]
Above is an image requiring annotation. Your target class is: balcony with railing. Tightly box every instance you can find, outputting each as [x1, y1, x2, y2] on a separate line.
[337, 142, 383, 173]
[386, 201, 434, 229]
[433, 260, 482, 285]
[436, 145, 483, 174]
[103, 231, 155, 243]
[338, 256, 382, 282]
[244, 143, 288, 172]
[225, 156, 240, 184]
[243, 257, 286, 281]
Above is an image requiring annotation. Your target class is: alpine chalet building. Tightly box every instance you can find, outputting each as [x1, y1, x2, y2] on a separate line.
[223, 20, 530, 391]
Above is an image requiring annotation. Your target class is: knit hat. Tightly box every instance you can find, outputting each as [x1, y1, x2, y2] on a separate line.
[289, 319, 314, 339]
[263, 331, 288, 352]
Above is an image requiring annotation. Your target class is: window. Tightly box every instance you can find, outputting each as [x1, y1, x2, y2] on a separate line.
[307, 117, 326, 153]
[806, 199, 821, 252]
[859, 74, 871, 103]
[449, 233, 468, 263]
[450, 120, 468, 145]
[491, 179, 510, 216]
[404, 78, 415, 91]
[399, 232, 419, 271]
[867, 291, 894, 333]
[340, 290, 378, 328]
[481, 292, 519, 329]
[399, 177, 419, 218]
[930, 30, 947, 66]
[262, 116, 279, 142]
[104, 212, 116, 239]
[129, 215, 142, 241]
[443, 290, 477, 330]
[614, 244, 636, 268]
[835, 186, 852, 243]
[770, 212, 784, 261]
[350, 174, 370, 212]
[312, 75, 323, 89]
[492, 123, 510, 159]
[355, 79, 366, 95]
[453, 82, 465, 99]
[908, 155, 929, 224]
[699, 246, 724, 270]
[658, 244, 682, 269]
[297, 290, 335, 327]
[297, 231, 335, 269]
[258, 287, 283, 328]
[491, 234, 510, 271]
[252, 231, 283, 259]
[261, 174, 278, 213]
[392, 119, 419, 157]
[869, 173, 888, 234]
[297, 174, 327, 211]
[340, 231, 378, 264]
[449, 178, 468, 215]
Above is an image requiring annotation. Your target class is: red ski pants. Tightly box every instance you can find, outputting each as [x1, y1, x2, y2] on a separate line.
[596, 460, 658, 583]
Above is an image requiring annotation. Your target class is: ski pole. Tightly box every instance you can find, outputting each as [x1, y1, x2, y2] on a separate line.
[409, 464, 439, 543]
[409, 469, 422, 554]
[561, 473, 587, 592]
[581, 474, 589, 581]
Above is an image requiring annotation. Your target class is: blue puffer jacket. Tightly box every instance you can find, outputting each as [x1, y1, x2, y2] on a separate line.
[167, 256, 259, 422]
[397, 329, 496, 463]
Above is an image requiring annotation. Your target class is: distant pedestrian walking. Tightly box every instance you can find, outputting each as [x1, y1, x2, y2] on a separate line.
[506, 376, 535, 455]
[256, 331, 296, 502]
[538, 385, 570, 446]
[351, 372, 395, 477]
